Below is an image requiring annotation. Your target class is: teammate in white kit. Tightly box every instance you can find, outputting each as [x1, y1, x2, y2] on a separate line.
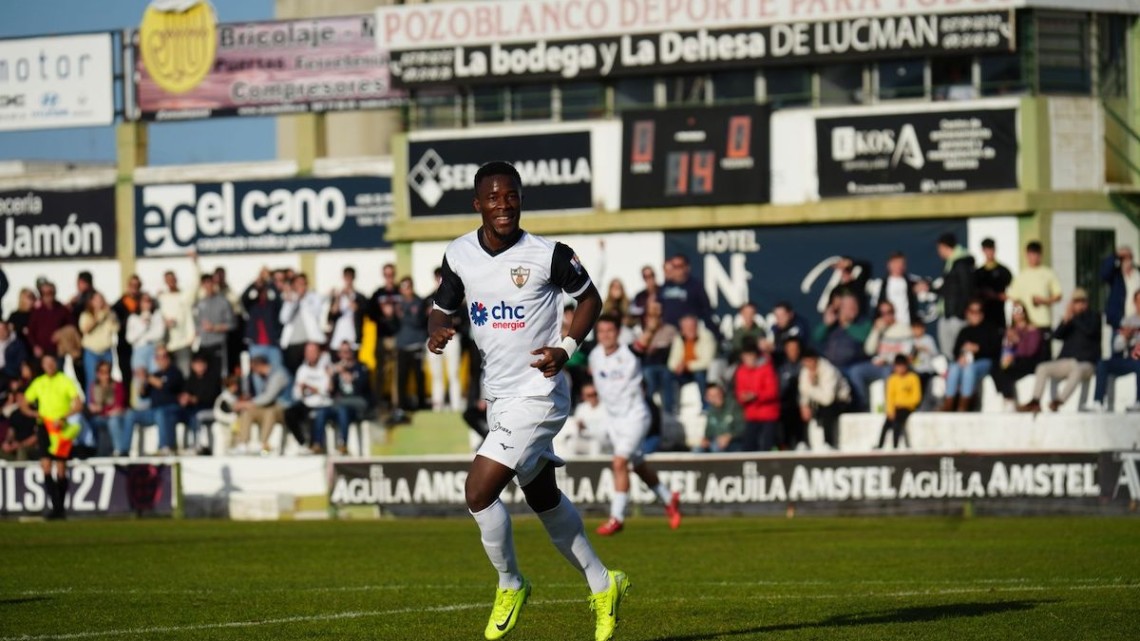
[427, 161, 629, 641]
[589, 314, 682, 536]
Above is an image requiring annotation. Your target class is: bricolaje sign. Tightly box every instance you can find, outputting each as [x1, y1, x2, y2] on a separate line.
[135, 176, 393, 256]
[816, 107, 1018, 198]
[621, 104, 769, 209]
[0, 187, 116, 261]
[0, 462, 173, 517]
[387, 11, 1012, 87]
[407, 131, 592, 217]
[330, 452, 1100, 515]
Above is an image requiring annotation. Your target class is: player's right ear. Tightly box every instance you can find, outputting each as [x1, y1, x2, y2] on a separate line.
[472, 196, 481, 214]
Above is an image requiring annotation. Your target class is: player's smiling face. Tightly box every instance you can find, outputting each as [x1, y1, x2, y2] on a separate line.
[474, 174, 522, 243]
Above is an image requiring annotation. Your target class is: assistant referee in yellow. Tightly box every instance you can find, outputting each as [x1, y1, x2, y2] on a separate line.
[20, 354, 83, 520]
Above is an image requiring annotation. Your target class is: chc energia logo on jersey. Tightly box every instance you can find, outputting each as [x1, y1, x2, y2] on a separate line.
[470, 301, 527, 331]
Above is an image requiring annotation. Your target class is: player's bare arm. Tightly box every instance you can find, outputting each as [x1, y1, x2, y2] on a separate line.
[530, 283, 602, 378]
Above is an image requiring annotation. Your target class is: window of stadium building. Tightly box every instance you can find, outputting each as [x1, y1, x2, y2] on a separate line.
[511, 84, 554, 121]
[932, 57, 978, 101]
[764, 67, 811, 108]
[411, 90, 462, 129]
[1097, 14, 1131, 99]
[614, 77, 656, 112]
[559, 82, 606, 121]
[470, 86, 507, 123]
[712, 70, 758, 105]
[876, 58, 927, 101]
[1037, 10, 1091, 94]
[979, 53, 1027, 97]
[818, 64, 867, 106]
[665, 75, 711, 106]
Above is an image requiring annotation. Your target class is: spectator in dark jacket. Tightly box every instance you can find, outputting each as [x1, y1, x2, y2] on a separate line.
[869, 252, 923, 327]
[112, 274, 142, 390]
[811, 292, 871, 373]
[178, 354, 222, 454]
[930, 232, 976, 358]
[328, 342, 372, 454]
[941, 300, 1001, 412]
[777, 336, 806, 450]
[825, 256, 873, 319]
[27, 282, 72, 359]
[0, 265, 7, 308]
[974, 238, 1013, 330]
[367, 263, 400, 412]
[1018, 288, 1102, 413]
[1101, 246, 1138, 344]
[394, 277, 428, 412]
[659, 254, 715, 334]
[0, 322, 28, 384]
[123, 346, 184, 455]
[328, 266, 368, 351]
[242, 268, 284, 374]
[765, 301, 811, 367]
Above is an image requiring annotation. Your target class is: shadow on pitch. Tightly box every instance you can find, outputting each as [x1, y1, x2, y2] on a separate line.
[649, 600, 1049, 641]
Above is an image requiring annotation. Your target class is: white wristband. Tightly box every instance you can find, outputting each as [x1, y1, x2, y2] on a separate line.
[559, 336, 580, 360]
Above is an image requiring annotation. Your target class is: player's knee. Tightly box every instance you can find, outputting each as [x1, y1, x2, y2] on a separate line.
[465, 477, 497, 512]
[611, 457, 629, 471]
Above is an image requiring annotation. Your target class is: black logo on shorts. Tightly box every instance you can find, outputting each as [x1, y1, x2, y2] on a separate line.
[500, 443, 514, 450]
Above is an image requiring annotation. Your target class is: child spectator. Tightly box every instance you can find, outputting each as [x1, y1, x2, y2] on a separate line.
[877, 355, 921, 450]
[734, 343, 780, 452]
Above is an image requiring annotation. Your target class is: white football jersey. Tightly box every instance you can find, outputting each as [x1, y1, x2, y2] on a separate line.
[434, 230, 592, 399]
[588, 343, 649, 420]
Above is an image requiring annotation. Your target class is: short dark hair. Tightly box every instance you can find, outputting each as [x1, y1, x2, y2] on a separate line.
[78, 271, 93, 285]
[893, 354, 910, 367]
[191, 353, 208, 363]
[888, 251, 905, 260]
[981, 238, 995, 249]
[595, 313, 621, 329]
[910, 318, 926, 328]
[783, 335, 802, 347]
[937, 232, 958, 248]
[473, 161, 521, 193]
[343, 266, 356, 278]
[740, 342, 759, 355]
[1026, 241, 1043, 253]
[200, 274, 214, 285]
[774, 301, 794, 313]
[801, 347, 819, 360]
[668, 253, 690, 266]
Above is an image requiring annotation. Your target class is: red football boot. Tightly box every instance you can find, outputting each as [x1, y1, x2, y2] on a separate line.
[664, 492, 682, 530]
[596, 517, 624, 536]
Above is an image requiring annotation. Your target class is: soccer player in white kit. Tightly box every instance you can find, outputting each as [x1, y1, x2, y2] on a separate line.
[589, 315, 682, 536]
[427, 161, 629, 641]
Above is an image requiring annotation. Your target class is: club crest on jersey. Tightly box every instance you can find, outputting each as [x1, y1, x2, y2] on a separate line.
[570, 254, 584, 274]
[510, 266, 531, 288]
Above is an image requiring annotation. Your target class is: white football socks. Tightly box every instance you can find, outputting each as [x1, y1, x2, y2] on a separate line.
[611, 491, 629, 521]
[470, 499, 523, 590]
[653, 483, 672, 504]
[537, 493, 611, 594]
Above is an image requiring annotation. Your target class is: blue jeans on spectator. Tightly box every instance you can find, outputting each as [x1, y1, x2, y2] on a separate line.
[946, 358, 993, 398]
[1094, 357, 1140, 403]
[131, 344, 157, 373]
[846, 361, 891, 411]
[80, 413, 121, 457]
[671, 370, 709, 412]
[643, 364, 672, 414]
[123, 405, 179, 453]
[83, 349, 114, 396]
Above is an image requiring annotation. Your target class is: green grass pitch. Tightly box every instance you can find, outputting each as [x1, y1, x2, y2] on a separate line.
[1, 515, 1138, 640]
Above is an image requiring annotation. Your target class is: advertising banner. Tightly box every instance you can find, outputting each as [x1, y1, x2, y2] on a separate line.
[1098, 450, 1140, 504]
[0, 462, 174, 517]
[407, 131, 593, 217]
[0, 33, 115, 131]
[621, 104, 769, 209]
[135, 176, 392, 256]
[382, 9, 1013, 86]
[330, 452, 1101, 515]
[134, 14, 406, 120]
[816, 108, 1018, 198]
[0, 187, 116, 262]
[663, 219, 966, 336]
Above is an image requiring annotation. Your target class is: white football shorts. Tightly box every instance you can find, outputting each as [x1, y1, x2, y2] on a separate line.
[479, 376, 571, 487]
[604, 409, 650, 464]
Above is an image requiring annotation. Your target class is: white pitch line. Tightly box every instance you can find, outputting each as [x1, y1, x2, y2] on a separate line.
[1, 584, 1138, 641]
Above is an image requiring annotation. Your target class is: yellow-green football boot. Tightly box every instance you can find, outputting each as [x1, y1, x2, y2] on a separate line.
[484, 577, 531, 640]
[588, 570, 630, 641]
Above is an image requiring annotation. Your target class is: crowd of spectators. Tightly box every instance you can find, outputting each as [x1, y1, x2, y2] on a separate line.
[2, 236, 1138, 459]
[561, 236, 1140, 454]
[0, 257, 452, 460]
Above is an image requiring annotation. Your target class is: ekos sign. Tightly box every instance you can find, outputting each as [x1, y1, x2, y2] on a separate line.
[0, 33, 115, 131]
[816, 107, 1018, 198]
[407, 131, 593, 217]
[135, 177, 393, 256]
